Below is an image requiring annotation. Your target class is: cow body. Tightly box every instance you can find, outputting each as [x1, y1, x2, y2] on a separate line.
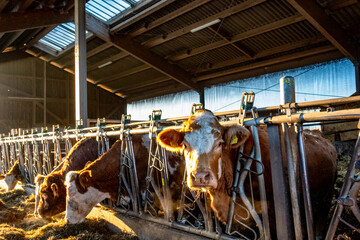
[0, 161, 25, 191]
[36, 138, 99, 217]
[65, 134, 184, 224]
[157, 110, 337, 237]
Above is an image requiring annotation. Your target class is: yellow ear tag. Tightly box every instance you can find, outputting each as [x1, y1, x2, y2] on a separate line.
[170, 142, 178, 147]
[231, 135, 238, 145]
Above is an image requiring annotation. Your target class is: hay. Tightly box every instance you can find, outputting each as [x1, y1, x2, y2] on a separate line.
[0, 187, 137, 240]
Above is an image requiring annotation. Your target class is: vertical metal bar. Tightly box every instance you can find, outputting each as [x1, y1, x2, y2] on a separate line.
[74, 0, 88, 127]
[43, 61, 46, 126]
[251, 126, 271, 240]
[280, 76, 295, 104]
[354, 61, 360, 95]
[296, 123, 315, 240]
[267, 124, 294, 239]
[199, 87, 205, 108]
[326, 129, 360, 240]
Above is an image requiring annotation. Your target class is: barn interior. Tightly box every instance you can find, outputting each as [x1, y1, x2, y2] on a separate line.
[0, 0, 360, 239]
[0, 0, 359, 131]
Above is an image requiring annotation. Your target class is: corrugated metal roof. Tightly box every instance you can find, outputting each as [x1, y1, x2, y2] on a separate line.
[39, 0, 145, 55]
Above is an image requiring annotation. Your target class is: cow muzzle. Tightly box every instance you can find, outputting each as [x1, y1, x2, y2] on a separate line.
[189, 170, 217, 189]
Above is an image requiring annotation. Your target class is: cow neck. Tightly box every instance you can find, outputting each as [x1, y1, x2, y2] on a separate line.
[78, 140, 122, 198]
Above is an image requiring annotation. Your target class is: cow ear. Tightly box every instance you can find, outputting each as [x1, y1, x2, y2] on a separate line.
[0, 175, 4, 180]
[157, 128, 184, 152]
[35, 175, 45, 185]
[79, 170, 92, 189]
[51, 183, 59, 198]
[224, 125, 250, 149]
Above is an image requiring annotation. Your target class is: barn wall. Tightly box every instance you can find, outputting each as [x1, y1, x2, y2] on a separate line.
[0, 52, 125, 134]
[128, 58, 356, 120]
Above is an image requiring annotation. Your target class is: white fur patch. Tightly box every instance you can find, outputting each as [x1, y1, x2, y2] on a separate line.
[65, 172, 111, 224]
[218, 157, 222, 180]
[185, 111, 220, 155]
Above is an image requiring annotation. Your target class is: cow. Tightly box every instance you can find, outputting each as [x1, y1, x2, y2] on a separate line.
[64, 134, 184, 224]
[36, 137, 100, 218]
[0, 161, 25, 191]
[157, 109, 337, 237]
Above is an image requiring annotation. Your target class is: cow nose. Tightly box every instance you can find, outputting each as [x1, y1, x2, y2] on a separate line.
[192, 171, 211, 185]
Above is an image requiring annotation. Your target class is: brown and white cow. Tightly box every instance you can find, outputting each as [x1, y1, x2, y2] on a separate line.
[0, 161, 25, 191]
[157, 110, 337, 235]
[36, 137, 100, 218]
[65, 134, 184, 224]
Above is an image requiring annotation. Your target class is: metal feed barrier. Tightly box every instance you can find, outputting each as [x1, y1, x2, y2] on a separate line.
[1, 79, 360, 239]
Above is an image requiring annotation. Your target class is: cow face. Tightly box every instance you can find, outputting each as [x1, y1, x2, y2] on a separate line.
[37, 174, 66, 217]
[65, 170, 110, 224]
[34, 175, 45, 217]
[4, 174, 18, 191]
[157, 110, 250, 192]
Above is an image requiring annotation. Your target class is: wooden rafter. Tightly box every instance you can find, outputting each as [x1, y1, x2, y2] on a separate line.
[208, 26, 253, 58]
[0, 0, 9, 12]
[112, 76, 171, 93]
[110, 0, 176, 33]
[128, 0, 211, 37]
[23, 26, 56, 49]
[0, 9, 73, 34]
[18, 0, 35, 11]
[288, 0, 358, 63]
[192, 35, 327, 73]
[0, 31, 23, 52]
[169, 14, 305, 61]
[142, 0, 266, 48]
[95, 65, 151, 84]
[87, 52, 128, 72]
[86, 14, 200, 91]
[196, 45, 337, 81]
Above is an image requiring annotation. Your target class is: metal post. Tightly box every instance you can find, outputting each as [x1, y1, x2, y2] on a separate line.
[280, 76, 295, 104]
[280, 75, 303, 240]
[355, 61, 360, 95]
[296, 123, 315, 240]
[199, 87, 205, 108]
[43, 61, 46, 126]
[267, 124, 294, 239]
[74, 0, 88, 127]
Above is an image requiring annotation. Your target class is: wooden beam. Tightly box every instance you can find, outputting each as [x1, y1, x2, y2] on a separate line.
[128, 0, 211, 37]
[288, 0, 358, 63]
[169, 14, 305, 61]
[23, 26, 56, 49]
[192, 35, 327, 73]
[0, 31, 23, 52]
[112, 76, 171, 93]
[196, 45, 337, 81]
[0, 0, 9, 12]
[111, 33, 200, 91]
[18, 0, 35, 11]
[64, 42, 111, 69]
[0, 9, 73, 34]
[95, 65, 151, 84]
[85, 13, 110, 42]
[208, 26, 253, 58]
[142, 0, 266, 48]
[87, 52, 128, 72]
[110, 0, 176, 33]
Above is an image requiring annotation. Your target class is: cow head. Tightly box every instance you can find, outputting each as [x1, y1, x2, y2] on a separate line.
[37, 173, 66, 217]
[157, 110, 250, 222]
[65, 170, 110, 224]
[2, 161, 24, 191]
[34, 174, 45, 217]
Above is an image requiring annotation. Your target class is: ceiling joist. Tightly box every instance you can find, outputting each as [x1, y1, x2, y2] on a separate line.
[142, 0, 267, 48]
[0, 9, 73, 34]
[288, 0, 359, 63]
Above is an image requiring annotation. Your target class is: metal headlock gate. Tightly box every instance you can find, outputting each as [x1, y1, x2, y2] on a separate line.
[1, 79, 360, 239]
